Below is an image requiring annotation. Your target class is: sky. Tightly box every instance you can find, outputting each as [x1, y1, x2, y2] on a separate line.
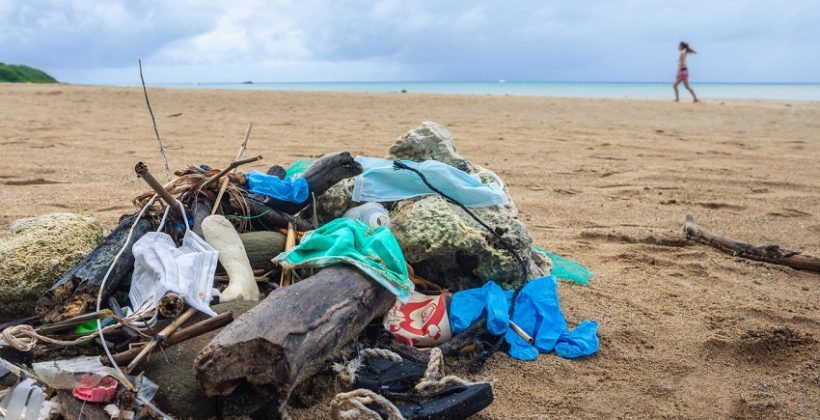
[1, 0, 818, 84]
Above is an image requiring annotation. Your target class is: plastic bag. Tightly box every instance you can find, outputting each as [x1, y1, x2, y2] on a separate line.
[245, 170, 309, 203]
[32, 357, 127, 390]
[0, 378, 46, 420]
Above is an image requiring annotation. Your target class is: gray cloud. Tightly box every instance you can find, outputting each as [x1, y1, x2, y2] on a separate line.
[1, 0, 818, 83]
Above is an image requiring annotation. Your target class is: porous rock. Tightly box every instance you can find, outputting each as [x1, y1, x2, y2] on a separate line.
[388, 121, 472, 172]
[0, 213, 103, 321]
[387, 121, 550, 290]
[309, 178, 358, 225]
[390, 195, 549, 291]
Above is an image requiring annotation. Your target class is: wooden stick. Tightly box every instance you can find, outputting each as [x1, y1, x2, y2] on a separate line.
[211, 123, 253, 216]
[684, 212, 820, 273]
[509, 320, 534, 344]
[135, 161, 180, 214]
[138, 59, 171, 182]
[36, 309, 112, 334]
[111, 312, 234, 364]
[158, 292, 185, 318]
[200, 155, 262, 190]
[125, 307, 197, 372]
[279, 223, 296, 287]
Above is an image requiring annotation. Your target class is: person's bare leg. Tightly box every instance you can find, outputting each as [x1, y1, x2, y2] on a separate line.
[683, 79, 699, 102]
[673, 79, 681, 101]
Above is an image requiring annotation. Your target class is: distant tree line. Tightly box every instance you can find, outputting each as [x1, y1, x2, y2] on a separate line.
[0, 63, 58, 83]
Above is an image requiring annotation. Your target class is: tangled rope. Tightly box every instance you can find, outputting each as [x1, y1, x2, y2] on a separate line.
[333, 348, 403, 385]
[331, 389, 404, 420]
[1, 307, 153, 352]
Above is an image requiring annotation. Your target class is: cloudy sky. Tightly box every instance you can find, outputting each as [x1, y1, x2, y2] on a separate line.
[1, 0, 818, 84]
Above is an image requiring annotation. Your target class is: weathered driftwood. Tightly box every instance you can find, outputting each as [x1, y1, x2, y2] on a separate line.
[242, 193, 313, 231]
[191, 198, 212, 237]
[200, 155, 262, 190]
[684, 212, 820, 273]
[35, 215, 154, 323]
[135, 162, 180, 214]
[158, 292, 185, 318]
[239, 231, 286, 271]
[126, 308, 197, 373]
[259, 151, 363, 214]
[110, 311, 234, 365]
[193, 266, 395, 404]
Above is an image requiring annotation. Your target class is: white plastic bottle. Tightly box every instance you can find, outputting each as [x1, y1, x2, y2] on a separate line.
[343, 202, 391, 229]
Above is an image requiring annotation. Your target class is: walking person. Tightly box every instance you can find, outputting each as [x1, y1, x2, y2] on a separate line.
[674, 41, 699, 102]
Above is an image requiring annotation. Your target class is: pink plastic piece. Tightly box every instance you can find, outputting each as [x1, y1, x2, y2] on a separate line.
[72, 375, 118, 403]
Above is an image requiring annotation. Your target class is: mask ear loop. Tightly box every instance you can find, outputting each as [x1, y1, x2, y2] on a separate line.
[156, 203, 172, 232]
[176, 200, 191, 232]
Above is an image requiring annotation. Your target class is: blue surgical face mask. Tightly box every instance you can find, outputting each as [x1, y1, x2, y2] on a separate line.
[352, 157, 508, 208]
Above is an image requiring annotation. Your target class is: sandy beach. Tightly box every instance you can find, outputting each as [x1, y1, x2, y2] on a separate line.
[1, 84, 818, 418]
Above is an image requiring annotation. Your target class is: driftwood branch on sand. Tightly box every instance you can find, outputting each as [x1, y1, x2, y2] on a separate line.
[35, 215, 154, 322]
[684, 212, 820, 273]
[193, 266, 395, 406]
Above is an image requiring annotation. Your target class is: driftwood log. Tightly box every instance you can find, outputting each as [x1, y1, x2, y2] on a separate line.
[242, 193, 313, 231]
[190, 198, 212, 237]
[684, 212, 820, 273]
[257, 151, 363, 214]
[193, 266, 395, 405]
[239, 231, 286, 271]
[35, 215, 154, 323]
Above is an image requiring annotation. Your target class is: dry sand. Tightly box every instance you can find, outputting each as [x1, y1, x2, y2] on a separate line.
[1, 84, 818, 419]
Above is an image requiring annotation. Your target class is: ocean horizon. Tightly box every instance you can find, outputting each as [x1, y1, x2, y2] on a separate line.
[125, 81, 820, 101]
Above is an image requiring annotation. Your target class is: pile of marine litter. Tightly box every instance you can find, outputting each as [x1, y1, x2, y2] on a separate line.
[0, 121, 596, 419]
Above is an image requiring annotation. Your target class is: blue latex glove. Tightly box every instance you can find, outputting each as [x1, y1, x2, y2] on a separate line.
[449, 281, 513, 335]
[450, 276, 599, 361]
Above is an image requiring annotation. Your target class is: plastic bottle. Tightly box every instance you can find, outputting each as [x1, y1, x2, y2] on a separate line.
[343, 203, 391, 229]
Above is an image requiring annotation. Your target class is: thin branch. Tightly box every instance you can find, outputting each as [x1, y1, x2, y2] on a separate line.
[139, 59, 171, 182]
[135, 162, 180, 215]
[684, 212, 820, 273]
[211, 122, 253, 215]
[236, 122, 252, 161]
[200, 155, 262, 190]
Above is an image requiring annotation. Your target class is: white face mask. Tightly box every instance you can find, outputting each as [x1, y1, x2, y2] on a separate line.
[129, 201, 219, 318]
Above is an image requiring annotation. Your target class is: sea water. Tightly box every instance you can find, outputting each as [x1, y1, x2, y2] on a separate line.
[151, 81, 820, 101]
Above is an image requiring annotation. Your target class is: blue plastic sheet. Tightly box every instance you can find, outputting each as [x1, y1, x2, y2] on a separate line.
[245, 170, 309, 203]
[352, 157, 508, 207]
[449, 276, 599, 361]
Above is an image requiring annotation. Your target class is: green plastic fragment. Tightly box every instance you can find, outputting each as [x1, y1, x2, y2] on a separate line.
[285, 159, 315, 178]
[532, 245, 593, 286]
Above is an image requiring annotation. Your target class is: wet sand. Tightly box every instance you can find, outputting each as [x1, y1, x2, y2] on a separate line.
[1, 84, 818, 418]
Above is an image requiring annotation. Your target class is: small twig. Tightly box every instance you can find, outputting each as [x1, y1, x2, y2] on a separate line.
[139, 59, 171, 182]
[200, 155, 262, 191]
[212, 122, 253, 216]
[111, 312, 234, 364]
[279, 223, 297, 287]
[125, 307, 196, 373]
[135, 162, 180, 215]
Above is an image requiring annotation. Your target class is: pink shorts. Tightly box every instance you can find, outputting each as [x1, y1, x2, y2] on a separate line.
[676, 69, 689, 80]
